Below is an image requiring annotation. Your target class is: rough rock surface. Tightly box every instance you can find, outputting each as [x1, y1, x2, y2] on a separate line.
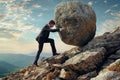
[2, 26, 120, 80]
[91, 59, 120, 80]
[55, 2, 96, 46]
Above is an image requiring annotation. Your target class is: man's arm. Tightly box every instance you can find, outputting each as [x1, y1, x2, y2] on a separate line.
[45, 28, 61, 32]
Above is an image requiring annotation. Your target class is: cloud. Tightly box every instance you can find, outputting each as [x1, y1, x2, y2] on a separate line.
[111, 12, 120, 17]
[0, 9, 40, 53]
[0, 0, 40, 40]
[0, 40, 38, 54]
[0, 0, 15, 3]
[104, 0, 108, 3]
[0, 18, 40, 54]
[38, 13, 43, 17]
[0, 1, 40, 53]
[42, 8, 49, 11]
[33, 4, 41, 8]
[6, 1, 31, 15]
[24, 0, 32, 1]
[0, 14, 6, 20]
[0, 19, 40, 39]
[0, 31, 15, 39]
[23, 17, 28, 20]
[105, 9, 111, 13]
[96, 12, 120, 36]
[112, 4, 118, 7]
[0, 22, 39, 40]
[88, 1, 93, 6]
[0, 27, 22, 38]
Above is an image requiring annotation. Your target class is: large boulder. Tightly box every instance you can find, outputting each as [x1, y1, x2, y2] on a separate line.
[55, 2, 96, 46]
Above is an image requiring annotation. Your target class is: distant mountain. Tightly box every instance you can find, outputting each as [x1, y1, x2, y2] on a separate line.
[0, 53, 34, 68]
[0, 53, 51, 67]
[0, 61, 18, 77]
[0, 53, 51, 78]
[0, 53, 34, 78]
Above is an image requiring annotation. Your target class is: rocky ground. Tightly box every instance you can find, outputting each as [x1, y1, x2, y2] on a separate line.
[1, 26, 120, 80]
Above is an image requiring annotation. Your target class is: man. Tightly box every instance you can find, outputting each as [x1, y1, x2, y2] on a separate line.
[34, 20, 64, 66]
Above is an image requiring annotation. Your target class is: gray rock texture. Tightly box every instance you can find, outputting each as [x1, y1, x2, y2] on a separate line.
[55, 2, 96, 46]
[91, 59, 120, 80]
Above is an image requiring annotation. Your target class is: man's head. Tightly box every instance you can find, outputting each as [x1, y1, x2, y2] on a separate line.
[49, 20, 55, 28]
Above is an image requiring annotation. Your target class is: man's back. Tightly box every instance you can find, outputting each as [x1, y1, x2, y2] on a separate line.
[39, 24, 50, 39]
[36, 24, 60, 42]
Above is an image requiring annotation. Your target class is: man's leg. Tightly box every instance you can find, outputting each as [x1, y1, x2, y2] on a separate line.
[45, 38, 57, 56]
[34, 42, 44, 66]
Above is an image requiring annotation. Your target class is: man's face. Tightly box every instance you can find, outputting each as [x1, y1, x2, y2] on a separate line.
[49, 23, 55, 28]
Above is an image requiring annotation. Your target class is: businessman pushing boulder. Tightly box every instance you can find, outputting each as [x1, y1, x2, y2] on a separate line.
[34, 20, 64, 66]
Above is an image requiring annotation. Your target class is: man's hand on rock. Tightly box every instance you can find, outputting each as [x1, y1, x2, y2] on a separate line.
[61, 27, 65, 31]
[59, 27, 65, 31]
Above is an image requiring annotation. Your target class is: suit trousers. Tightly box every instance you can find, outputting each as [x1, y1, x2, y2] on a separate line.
[34, 38, 57, 62]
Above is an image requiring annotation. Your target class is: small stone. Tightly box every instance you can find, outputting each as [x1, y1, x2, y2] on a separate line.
[108, 54, 120, 60]
[24, 71, 29, 79]
[107, 59, 120, 71]
[59, 69, 78, 80]
[20, 69, 26, 73]
[116, 50, 120, 55]
[77, 71, 97, 80]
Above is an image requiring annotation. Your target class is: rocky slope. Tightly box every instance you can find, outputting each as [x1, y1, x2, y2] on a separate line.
[1, 26, 120, 80]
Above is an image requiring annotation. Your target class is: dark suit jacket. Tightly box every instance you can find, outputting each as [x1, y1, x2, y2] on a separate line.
[36, 24, 60, 42]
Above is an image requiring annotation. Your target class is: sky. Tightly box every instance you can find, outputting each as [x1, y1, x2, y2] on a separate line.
[0, 0, 120, 54]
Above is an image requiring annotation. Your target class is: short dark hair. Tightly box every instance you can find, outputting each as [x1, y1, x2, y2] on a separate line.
[49, 20, 55, 24]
